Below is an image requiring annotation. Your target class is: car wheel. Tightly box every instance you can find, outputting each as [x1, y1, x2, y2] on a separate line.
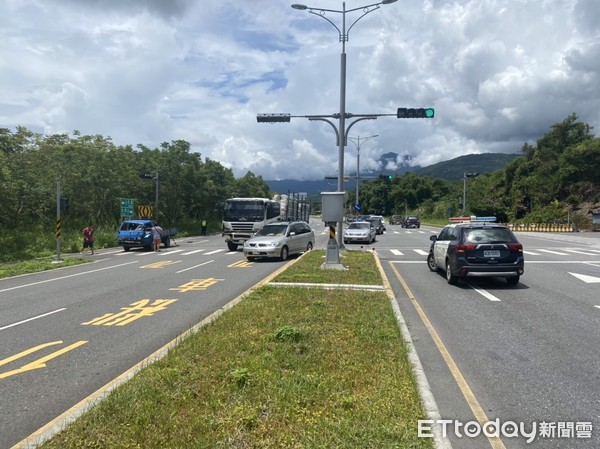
[306, 241, 313, 252]
[246, 256, 255, 262]
[227, 241, 237, 251]
[506, 275, 520, 285]
[446, 260, 458, 285]
[427, 253, 437, 272]
[123, 246, 131, 252]
[280, 246, 289, 261]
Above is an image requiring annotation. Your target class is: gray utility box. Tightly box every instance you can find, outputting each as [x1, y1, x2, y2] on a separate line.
[321, 191, 346, 223]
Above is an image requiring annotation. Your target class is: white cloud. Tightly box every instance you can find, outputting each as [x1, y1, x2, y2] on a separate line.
[1, 0, 599, 180]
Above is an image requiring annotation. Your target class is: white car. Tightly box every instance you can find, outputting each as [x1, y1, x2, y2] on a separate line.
[343, 221, 376, 244]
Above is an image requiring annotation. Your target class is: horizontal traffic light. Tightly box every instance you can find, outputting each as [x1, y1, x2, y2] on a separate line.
[257, 113, 291, 123]
[397, 108, 434, 119]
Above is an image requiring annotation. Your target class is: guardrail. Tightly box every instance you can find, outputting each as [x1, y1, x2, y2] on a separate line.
[508, 223, 575, 232]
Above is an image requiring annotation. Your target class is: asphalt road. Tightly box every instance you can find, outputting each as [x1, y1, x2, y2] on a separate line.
[376, 225, 600, 449]
[0, 222, 328, 449]
[3, 221, 599, 449]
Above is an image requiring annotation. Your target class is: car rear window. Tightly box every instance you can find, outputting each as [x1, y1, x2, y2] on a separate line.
[464, 228, 514, 244]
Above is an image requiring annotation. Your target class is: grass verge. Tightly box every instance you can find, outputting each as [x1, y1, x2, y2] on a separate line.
[0, 257, 88, 279]
[38, 249, 432, 449]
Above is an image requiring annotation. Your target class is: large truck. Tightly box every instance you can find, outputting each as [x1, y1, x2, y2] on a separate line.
[220, 193, 311, 251]
[117, 219, 177, 252]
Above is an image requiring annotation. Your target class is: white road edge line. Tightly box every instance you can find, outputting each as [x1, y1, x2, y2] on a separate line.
[0, 261, 139, 294]
[0, 308, 66, 331]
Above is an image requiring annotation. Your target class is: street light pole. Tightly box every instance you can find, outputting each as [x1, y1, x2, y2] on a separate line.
[462, 172, 479, 214]
[347, 134, 378, 209]
[291, 0, 397, 247]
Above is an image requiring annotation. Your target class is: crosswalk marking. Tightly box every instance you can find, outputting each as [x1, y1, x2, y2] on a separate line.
[564, 249, 598, 256]
[414, 249, 429, 256]
[390, 249, 403, 256]
[204, 249, 226, 255]
[182, 249, 206, 255]
[538, 249, 568, 255]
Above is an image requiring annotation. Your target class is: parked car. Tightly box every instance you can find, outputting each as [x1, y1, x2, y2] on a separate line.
[343, 221, 376, 244]
[366, 216, 385, 235]
[427, 219, 524, 285]
[243, 221, 314, 261]
[390, 215, 403, 225]
[402, 216, 420, 228]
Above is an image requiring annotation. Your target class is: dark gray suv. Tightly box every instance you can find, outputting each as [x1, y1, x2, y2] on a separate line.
[427, 221, 524, 285]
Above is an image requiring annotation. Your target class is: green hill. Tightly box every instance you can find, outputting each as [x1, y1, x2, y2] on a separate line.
[414, 153, 520, 181]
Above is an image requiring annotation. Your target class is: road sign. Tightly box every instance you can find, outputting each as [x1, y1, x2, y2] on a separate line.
[120, 198, 134, 217]
[354, 204, 361, 212]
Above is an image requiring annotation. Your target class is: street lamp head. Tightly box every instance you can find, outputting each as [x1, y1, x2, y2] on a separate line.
[381, 0, 398, 4]
[291, 4, 308, 10]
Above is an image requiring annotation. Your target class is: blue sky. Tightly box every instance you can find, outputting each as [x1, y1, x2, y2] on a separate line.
[2, 0, 599, 180]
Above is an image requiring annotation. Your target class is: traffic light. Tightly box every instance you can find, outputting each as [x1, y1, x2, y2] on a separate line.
[257, 113, 291, 123]
[397, 108, 435, 119]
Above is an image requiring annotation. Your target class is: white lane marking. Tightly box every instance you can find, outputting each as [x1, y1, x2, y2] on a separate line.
[564, 249, 598, 256]
[538, 249, 568, 255]
[176, 260, 215, 274]
[159, 249, 184, 256]
[0, 261, 138, 294]
[414, 249, 429, 256]
[182, 249, 205, 255]
[522, 250, 540, 255]
[467, 284, 502, 301]
[569, 272, 600, 284]
[204, 249, 226, 255]
[390, 250, 404, 256]
[0, 308, 67, 331]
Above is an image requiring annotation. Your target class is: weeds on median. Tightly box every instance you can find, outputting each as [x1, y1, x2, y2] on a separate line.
[39, 250, 432, 449]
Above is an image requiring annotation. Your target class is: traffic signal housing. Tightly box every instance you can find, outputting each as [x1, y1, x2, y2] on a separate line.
[397, 108, 434, 119]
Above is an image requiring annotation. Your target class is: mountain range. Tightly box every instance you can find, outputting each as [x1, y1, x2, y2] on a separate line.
[266, 152, 520, 195]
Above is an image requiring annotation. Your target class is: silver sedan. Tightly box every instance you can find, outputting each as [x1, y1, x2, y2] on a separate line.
[243, 221, 314, 261]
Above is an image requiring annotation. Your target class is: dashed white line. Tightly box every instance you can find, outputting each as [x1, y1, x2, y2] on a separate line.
[0, 308, 66, 331]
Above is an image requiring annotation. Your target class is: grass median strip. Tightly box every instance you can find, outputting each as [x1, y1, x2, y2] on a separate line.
[38, 250, 432, 449]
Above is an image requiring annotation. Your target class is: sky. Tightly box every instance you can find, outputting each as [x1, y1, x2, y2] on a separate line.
[2, 0, 599, 180]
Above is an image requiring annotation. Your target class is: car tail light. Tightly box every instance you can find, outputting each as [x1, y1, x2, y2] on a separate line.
[508, 243, 523, 252]
[456, 244, 477, 253]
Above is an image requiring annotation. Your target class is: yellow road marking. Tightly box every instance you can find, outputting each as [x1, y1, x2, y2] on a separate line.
[141, 260, 181, 269]
[0, 340, 87, 380]
[389, 262, 506, 449]
[228, 260, 254, 268]
[169, 278, 224, 293]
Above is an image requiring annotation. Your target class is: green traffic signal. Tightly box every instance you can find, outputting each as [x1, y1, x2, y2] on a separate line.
[397, 108, 434, 119]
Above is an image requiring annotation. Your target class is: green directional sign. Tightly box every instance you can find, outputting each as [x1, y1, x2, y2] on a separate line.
[120, 198, 134, 217]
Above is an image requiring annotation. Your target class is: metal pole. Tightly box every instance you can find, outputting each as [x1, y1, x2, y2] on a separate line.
[337, 3, 347, 248]
[56, 178, 62, 261]
[155, 171, 159, 219]
[356, 137, 360, 206]
[463, 172, 466, 214]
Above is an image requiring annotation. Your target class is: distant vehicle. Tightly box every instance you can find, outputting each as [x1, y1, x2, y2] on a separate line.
[243, 221, 314, 261]
[366, 216, 385, 235]
[117, 219, 176, 252]
[390, 215, 403, 225]
[343, 221, 376, 244]
[370, 215, 386, 231]
[427, 217, 524, 285]
[220, 195, 310, 251]
[402, 216, 420, 228]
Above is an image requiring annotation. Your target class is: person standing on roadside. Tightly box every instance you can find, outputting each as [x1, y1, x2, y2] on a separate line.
[82, 223, 95, 255]
[152, 222, 163, 252]
[201, 219, 207, 236]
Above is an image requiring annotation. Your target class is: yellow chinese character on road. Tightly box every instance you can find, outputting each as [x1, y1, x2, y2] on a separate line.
[82, 299, 177, 326]
[169, 278, 223, 293]
[228, 260, 253, 268]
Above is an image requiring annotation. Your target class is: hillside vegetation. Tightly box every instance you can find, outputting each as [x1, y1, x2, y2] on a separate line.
[358, 114, 599, 226]
[1, 114, 598, 262]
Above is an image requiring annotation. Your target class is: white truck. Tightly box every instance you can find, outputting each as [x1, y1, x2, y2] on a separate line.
[220, 193, 310, 251]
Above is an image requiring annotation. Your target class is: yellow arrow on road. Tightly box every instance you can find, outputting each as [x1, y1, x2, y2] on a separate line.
[0, 340, 88, 380]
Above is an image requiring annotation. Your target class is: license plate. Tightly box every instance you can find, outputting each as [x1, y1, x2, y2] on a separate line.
[484, 250, 501, 258]
[252, 251, 260, 255]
